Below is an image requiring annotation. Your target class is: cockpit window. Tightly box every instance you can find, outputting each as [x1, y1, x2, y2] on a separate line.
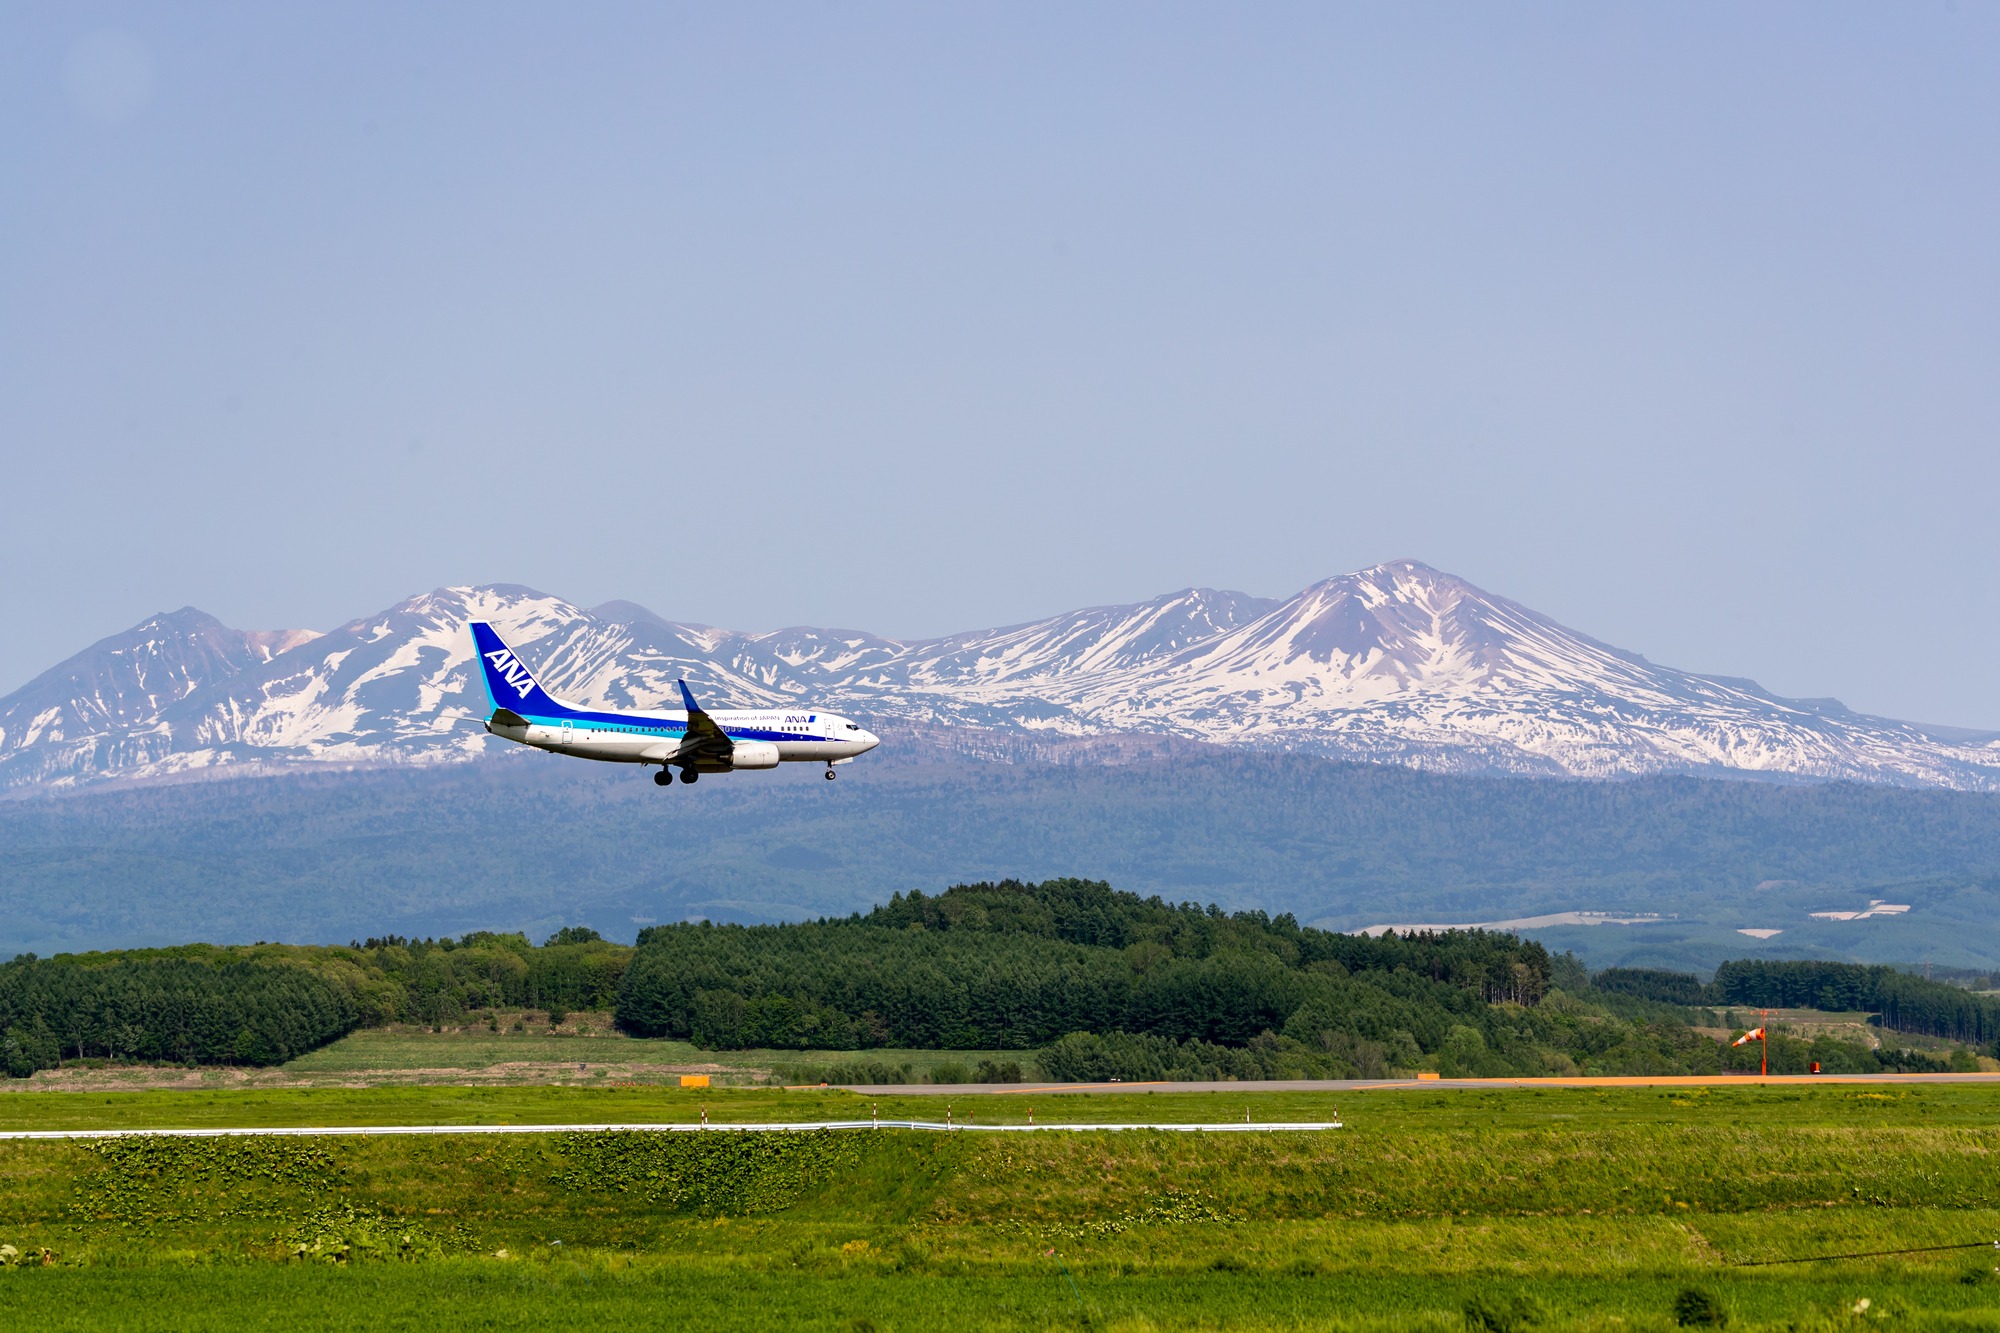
[846, 723, 860, 730]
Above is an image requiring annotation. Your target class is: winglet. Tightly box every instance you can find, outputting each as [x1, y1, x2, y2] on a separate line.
[677, 678, 705, 714]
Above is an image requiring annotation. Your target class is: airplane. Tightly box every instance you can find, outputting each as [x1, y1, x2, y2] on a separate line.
[469, 621, 879, 785]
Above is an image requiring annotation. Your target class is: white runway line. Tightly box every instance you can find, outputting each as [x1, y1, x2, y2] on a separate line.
[0, 1120, 1340, 1140]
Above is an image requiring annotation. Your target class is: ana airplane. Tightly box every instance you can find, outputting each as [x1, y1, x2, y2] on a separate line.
[470, 621, 879, 785]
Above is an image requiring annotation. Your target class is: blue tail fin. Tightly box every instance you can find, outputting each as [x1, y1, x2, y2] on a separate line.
[469, 622, 568, 717]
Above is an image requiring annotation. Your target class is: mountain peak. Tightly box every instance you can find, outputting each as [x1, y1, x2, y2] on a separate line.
[3, 566, 1996, 792]
[1357, 557, 1444, 578]
[239, 628, 323, 661]
[592, 599, 671, 629]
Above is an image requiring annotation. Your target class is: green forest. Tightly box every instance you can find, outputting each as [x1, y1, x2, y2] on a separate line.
[0, 929, 628, 1078]
[4, 879, 1992, 1081]
[618, 879, 1986, 1080]
[1595, 959, 2000, 1043]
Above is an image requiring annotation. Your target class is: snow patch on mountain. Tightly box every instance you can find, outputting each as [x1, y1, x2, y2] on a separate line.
[4, 562, 1997, 792]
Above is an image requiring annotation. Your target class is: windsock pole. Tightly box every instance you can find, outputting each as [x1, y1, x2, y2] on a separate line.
[1731, 1018, 1770, 1076]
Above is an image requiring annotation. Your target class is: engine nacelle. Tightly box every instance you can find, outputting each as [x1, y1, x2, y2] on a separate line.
[728, 741, 781, 770]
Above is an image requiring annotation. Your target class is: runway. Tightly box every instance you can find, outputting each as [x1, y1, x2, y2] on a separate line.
[3, 1073, 1989, 1139]
[829, 1071, 2000, 1095]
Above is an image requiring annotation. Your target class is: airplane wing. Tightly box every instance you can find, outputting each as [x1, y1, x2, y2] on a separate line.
[669, 679, 734, 766]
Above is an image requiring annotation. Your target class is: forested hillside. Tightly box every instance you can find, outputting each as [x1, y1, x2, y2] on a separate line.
[0, 930, 631, 1078]
[616, 880, 1987, 1080]
[0, 954, 360, 1076]
[5, 754, 2000, 971]
[6, 881, 1991, 1082]
[1596, 960, 2000, 1044]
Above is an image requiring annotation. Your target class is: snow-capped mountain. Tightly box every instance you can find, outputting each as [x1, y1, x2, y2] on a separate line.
[4, 561, 1997, 792]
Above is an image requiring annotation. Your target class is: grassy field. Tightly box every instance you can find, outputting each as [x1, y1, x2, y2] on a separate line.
[286, 1026, 1023, 1080]
[11, 1013, 1978, 1098]
[5, 1019, 1026, 1091]
[3, 1083, 2000, 1327]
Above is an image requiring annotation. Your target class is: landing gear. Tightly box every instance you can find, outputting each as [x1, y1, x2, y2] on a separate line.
[680, 769, 699, 784]
[653, 769, 671, 787]
[824, 765, 837, 781]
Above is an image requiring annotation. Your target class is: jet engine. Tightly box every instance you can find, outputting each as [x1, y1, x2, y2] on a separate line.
[727, 741, 781, 770]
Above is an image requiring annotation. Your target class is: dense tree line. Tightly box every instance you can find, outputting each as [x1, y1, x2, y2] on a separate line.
[617, 879, 1994, 1078]
[1592, 967, 1710, 1007]
[1596, 960, 2000, 1044]
[0, 929, 635, 1078]
[351, 928, 630, 1024]
[859, 881, 1554, 1002]
[0, 953, 361, 1076]
[615, 879, 1554, 1067]
[6, 880, 1987, 1083]
[1714, 960, 2000, 1045]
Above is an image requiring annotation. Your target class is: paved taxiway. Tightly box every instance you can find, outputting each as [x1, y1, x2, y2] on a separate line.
[829, 1071, 2000, 1095]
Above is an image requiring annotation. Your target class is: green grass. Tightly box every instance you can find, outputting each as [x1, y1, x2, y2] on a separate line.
[5, 1078, 2000, 1132]
[5, 1084, 2000, 1328]
[280, 1025, 1021, 1081]
[9, 1264, 2000, 1332]
[279, 1026, 701, 1071]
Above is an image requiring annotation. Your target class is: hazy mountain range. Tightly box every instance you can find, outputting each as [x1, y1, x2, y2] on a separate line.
[5, 752, 1998, 969]
[5, 560, 1997, 793]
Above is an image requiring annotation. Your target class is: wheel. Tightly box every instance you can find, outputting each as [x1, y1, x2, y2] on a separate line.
[824, 767, 837, 781]
[653, 770, 671, 787]
[680, 770, 698, 784]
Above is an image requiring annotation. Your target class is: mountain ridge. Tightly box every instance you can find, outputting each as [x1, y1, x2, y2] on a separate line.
[4, 560, 1996, 792]
[6, 751, 2000, 969]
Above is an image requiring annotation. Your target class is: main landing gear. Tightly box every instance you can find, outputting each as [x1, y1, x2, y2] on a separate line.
[680, 769, 698, 784]
[653, 770, 671, 787]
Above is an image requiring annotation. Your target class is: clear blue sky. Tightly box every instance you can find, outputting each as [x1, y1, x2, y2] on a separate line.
[4, 4, 1996, 726]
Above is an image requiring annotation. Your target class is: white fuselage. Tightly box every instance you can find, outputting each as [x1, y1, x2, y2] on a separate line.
[486, 708, 879, 770]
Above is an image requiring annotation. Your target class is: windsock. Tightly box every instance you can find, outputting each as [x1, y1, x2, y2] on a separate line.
[1732, 1027, 1766, 1046]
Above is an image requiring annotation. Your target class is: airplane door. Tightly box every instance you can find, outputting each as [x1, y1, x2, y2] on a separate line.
[561, 720, 574, 748]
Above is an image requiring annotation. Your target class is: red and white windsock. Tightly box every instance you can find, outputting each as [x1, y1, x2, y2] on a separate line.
[1732, 1027, 1766, 1046]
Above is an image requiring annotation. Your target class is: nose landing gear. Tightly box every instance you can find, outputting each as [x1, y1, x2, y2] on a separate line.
[824, 764, 837, 781]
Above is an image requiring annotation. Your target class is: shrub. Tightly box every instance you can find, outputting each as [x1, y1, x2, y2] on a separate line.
[1463, 1292, 1543, 1332]
[1673, 1286, 1729, 1327]
[770, 1059, 911, 1086]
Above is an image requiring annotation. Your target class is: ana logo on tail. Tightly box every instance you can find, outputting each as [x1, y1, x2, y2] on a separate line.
[484, 648, 536, 701]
